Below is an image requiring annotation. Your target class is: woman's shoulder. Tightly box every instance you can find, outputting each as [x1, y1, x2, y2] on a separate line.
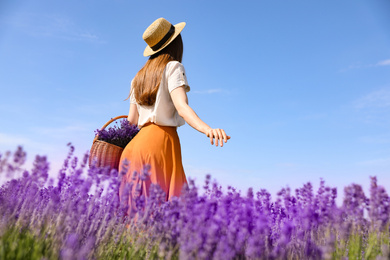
[165, 61, 185, 74]
[167, 60, 182, 66]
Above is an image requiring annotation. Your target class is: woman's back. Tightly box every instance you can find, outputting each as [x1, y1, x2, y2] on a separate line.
[131, 61, 190, 128]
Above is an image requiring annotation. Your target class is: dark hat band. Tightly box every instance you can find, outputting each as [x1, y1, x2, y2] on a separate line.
[151, 24, 175, 51]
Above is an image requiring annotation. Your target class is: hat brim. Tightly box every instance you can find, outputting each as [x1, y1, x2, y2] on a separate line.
[143, 22, 186, 57]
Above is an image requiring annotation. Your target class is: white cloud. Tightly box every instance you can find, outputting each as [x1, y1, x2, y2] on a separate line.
[354, 88, 390, 109]
[0, 132, 55, 153]
[352, 88, 390, 125]
[376, 59, 390, 67]
[5, 12, 102, 43]
[1, 132, 40, 147]
[79, 32, 99, 41]
[340, 58, 390, 72]
[339, 62, 364, 72]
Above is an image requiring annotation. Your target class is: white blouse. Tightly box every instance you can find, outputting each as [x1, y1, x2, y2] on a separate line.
[129, 61, 190, 128]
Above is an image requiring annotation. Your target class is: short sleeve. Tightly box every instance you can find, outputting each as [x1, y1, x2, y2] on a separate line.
[130, 79, 137, 104]
[166, 61, 190, 93]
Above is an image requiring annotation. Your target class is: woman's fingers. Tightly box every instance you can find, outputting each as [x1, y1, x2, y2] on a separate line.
[217, 129, 224, 147]
[206, 128, 230, 147]
[208, 129, 214, 145]
[211, 129, 220, 147]
[221, 130, 228, 143]
[214, 129, 220, 147]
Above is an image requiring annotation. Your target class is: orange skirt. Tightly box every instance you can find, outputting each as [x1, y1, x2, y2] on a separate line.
[118, 123, 187, 213]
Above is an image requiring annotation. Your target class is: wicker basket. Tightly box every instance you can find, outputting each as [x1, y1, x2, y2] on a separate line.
[89, 115, 128, 170]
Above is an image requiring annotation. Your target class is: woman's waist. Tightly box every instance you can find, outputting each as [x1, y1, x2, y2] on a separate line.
[138, 115, 184, 129]
[141, 122, 178, 133]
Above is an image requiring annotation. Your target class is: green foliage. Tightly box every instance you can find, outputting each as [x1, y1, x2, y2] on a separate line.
[0, 224, 389, 259]
[348, 232, 362, 260]
[0, 225, 58, 260]
[93, 228, 169, 260]
[330, 225, 390, 260]
[364, 225, 390, 260]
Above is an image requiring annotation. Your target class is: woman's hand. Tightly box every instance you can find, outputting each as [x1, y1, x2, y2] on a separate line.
[206, 128, 230, 147]
[170, 87, 230, 147]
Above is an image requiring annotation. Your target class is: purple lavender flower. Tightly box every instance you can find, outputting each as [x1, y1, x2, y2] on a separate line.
[1, 146, 390, 259]
[95, 119, 139, 148]
[342, 183, 367, 224]
[369, 176, 390, 228]
[13, 146, 26, 165]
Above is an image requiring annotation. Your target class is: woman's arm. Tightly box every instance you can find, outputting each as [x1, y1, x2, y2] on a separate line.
[127, 103, 139, 125]
[170, 87, 230, 147]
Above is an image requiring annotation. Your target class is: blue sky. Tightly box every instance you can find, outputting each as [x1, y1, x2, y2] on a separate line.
[1, 0, 389, 201]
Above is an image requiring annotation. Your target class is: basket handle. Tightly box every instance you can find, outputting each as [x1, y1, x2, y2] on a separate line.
[93, 115, 128, 144]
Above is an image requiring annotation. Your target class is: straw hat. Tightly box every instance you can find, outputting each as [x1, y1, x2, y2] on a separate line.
[143, 18, 186, 57]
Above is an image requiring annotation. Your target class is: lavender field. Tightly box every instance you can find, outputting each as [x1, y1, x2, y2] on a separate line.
[0, 145, 389, 260]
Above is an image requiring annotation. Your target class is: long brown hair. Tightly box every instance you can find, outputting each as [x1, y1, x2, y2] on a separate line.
[128, 34, 183, 106]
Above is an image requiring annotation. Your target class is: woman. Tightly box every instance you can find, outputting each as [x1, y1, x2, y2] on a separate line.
[119, 18, 230, 213]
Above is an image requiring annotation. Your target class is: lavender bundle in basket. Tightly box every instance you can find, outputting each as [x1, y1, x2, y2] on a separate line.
[95, 119, 139, 149]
